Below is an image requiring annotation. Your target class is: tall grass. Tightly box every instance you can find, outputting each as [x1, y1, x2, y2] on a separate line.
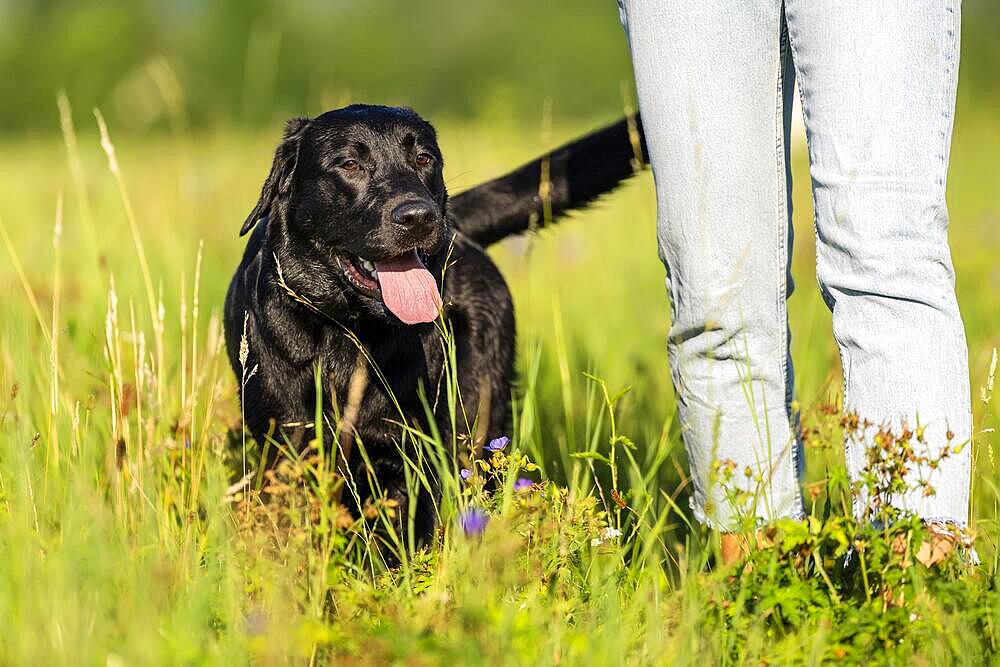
[0, 101, 997, 665]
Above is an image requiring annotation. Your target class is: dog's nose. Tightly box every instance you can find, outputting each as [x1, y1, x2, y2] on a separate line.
[391, 200, 438, 230]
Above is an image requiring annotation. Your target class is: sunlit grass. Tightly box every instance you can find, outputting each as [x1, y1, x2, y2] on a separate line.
[0, 103, 997, 664]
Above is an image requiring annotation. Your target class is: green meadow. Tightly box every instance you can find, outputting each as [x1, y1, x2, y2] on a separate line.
[0, 97, 997, 665]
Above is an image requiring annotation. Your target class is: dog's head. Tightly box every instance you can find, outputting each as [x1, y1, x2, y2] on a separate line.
[242, 105, 449, 325]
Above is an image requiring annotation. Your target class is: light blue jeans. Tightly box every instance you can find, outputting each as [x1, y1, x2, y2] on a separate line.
[619, 1, 972, 530]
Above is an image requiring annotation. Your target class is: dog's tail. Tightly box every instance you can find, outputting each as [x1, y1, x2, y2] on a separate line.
[448, 115, 648, 248]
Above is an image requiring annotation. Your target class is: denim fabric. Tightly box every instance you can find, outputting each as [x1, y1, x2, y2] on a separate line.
[619, 0, 972, 530]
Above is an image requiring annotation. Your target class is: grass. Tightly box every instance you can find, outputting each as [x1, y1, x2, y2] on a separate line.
[0, 101, 997, 665]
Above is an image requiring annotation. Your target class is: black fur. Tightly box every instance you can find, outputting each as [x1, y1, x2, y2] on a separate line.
[224, 105, 647, 548]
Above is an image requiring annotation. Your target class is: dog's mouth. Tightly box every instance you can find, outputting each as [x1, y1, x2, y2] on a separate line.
[337, 254, 381, 296]
[335, 250, 441, 325]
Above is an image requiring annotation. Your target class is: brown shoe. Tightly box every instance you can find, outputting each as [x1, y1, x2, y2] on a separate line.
[891, 522, 971, 568]
[720, 531, 773, 567]
[914, 523, 959, 567]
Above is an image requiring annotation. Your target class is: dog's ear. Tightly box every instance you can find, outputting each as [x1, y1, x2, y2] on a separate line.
[240, 117, 311, 236]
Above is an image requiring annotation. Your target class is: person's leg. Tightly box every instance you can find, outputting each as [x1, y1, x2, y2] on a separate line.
[619, 1, 804, 530]
[785, 0, 971, 526]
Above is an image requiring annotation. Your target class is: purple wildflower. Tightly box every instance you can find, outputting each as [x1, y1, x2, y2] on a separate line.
[459, 507, 489, 536]
[486, 436, 510, 452]
[460, 468, 472, 481]
[513, 477, 533, 492]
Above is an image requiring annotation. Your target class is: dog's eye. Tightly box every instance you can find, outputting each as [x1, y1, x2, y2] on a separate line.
[340, 159, 361, 172]
[415, 153, 434, 167]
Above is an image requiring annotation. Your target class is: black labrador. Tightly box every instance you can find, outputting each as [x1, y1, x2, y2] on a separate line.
[224, 105, 646, 543]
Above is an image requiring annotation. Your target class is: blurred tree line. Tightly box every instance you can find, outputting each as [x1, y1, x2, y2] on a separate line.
[1, 0, 997, 136]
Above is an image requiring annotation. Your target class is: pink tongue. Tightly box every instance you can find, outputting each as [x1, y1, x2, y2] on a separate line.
[375, 250, 442, 324]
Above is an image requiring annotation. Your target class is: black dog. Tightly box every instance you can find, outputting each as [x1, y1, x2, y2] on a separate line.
[224, 105, 646, 544]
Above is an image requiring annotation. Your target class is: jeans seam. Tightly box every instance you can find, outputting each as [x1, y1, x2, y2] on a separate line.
[775, 5, 804, 522]
[938, 3, 959, 190]
[941, 2, 972, 526]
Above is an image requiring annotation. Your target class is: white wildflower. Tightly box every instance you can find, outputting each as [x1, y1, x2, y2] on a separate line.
[591, 526, 623, 547]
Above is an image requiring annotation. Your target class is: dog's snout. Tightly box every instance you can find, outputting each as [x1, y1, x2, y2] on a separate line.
[391, 200, 438, 230]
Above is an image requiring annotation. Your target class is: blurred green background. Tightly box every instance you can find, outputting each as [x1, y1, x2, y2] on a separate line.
[4, 0, 998, 136]
[1, 0, 634, 134]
